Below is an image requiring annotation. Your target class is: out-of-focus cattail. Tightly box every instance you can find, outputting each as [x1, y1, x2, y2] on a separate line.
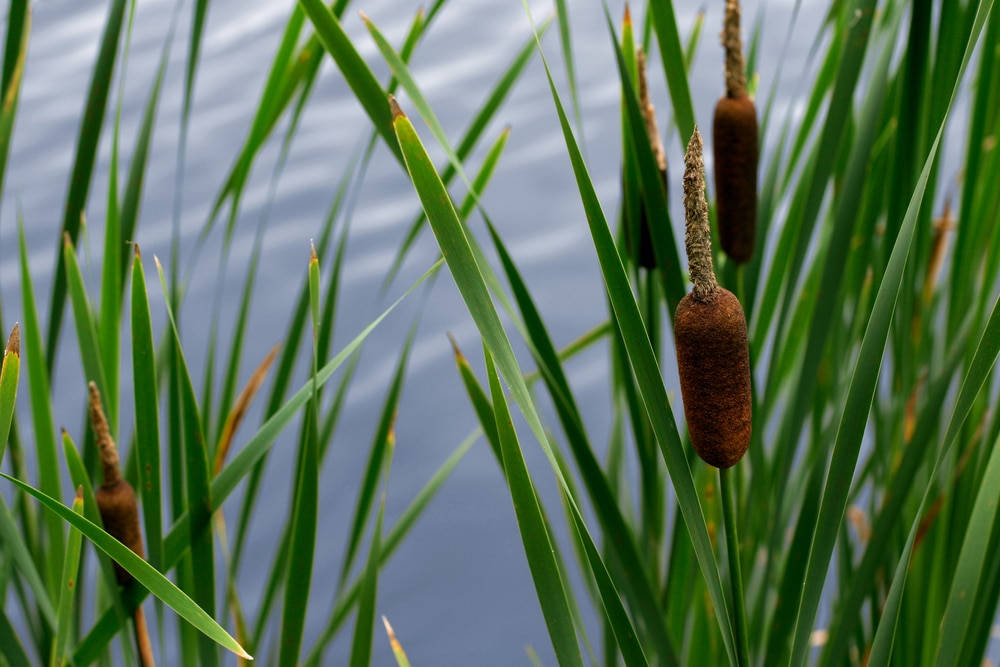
[674, 128, 752, 469]
[89, 382, 144, 586]
[713, 0, 758, 264]
[623, 45, 668, 270]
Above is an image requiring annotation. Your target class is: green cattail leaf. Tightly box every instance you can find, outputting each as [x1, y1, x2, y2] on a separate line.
[647, 0, 695, 147]
[278, 402, 319, 667]
[130, 246, 162, 571]
[482, 217, 673, 664]
[934, 427, 1000, 667]
[0, 472, 252, 660]
[384, 22, 548, 290]
[62, 234, 109, 423]
[0, 608, 32, 667]
[348, 487, 387, 667]
[154, 257, 218, 667]
[46, 0, 127, 365]
[297, 0, 401, 164]
[484, 347, 585, 667]
[0, 325, 20, 465]
[308, 242, 320, 339]
[0, 490, 56, 629]
[18, 221, 65, 593]
[0, 0, 29, 207]
[50, 487, 85, 667]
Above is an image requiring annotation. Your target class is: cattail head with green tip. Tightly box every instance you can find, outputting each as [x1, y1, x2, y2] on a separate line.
[675, 127, 752, 469]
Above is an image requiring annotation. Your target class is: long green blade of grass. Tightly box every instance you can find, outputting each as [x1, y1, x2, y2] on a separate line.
[17, 222, 65, 594]
[934, 427, 1000, 666]
[0, 324, 20, 464]
[49, 487, 84, 667]
[484, 346, 584, 667]
[46, 0, 127, 365]
[0, 472, 252, 660]
[297, 0, 401, 164]
[130, 246, 162, 571]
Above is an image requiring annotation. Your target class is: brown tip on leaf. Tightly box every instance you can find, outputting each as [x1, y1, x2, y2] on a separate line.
[88, 382, 121, 486]
[683, 127, 717, 301]
[75, 485, 84, 502]
[358, 10, 369, 23]
[388, 94, 405, 120]
[623, 2, 632, 25]
[5, 323, 19, 357]
[310, 241, 318, 263]
[63, 231, 72, 248]
[447, 333, 470, 368]
[383, 616, 405, 653]
[722, 0, 747, 98]
[134, 243, 141, 260]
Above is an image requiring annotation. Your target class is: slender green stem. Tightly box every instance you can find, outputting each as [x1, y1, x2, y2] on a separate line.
[720, 465, 751, 667]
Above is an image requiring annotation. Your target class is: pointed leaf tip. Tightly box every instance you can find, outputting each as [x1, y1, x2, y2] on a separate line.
[133, 243, 141, 260]
[389, 94, 405, 120]
[623, 2, 632, 25]
[447, 332, 467, 365]
[5, 324, 19, 357]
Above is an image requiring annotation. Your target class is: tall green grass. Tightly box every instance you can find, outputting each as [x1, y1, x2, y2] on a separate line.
[1, 0, 999, 665]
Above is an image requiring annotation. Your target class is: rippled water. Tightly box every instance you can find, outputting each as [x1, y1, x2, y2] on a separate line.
[3, 1, 828, 663]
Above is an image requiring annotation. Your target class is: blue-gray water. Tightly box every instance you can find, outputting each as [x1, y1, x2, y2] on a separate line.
[5, 1, 982, 665]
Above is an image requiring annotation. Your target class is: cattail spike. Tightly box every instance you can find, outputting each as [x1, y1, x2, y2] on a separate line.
[683, 127, 718, 301]
[722, 0, 747, 98]
[88, 381, 120, 486]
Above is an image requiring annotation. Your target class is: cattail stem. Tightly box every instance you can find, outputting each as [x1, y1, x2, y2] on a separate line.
[720, 466, 751, 667]
[683, 127, 718, 301]
[722, 0, 747, 98]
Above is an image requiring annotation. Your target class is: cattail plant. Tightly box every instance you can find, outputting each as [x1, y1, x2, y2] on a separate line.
[674, 128, 752, 468]
[623, 46, 668, 270]
[713, 0, 758, 264]
[88, 381, 155, 666]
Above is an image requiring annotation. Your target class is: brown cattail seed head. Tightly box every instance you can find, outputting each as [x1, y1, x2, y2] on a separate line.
[675, 129, 752, 468]
[88, 382, 144, 585]
[623, 48, 669, 270]
[714, 0, 758, 264]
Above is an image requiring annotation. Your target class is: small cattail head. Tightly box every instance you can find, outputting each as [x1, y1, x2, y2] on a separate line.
[87, 382, 144, 585]
[675, 288, 752, 468]
[713, 95, 759, 264]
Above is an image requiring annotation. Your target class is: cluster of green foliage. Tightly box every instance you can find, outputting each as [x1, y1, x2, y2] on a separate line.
[1, 0, 1000, 665]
